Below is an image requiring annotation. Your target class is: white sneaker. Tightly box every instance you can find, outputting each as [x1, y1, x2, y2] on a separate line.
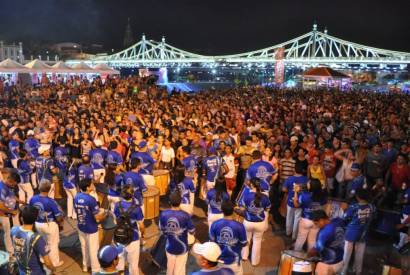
[82, 265, 88, 272]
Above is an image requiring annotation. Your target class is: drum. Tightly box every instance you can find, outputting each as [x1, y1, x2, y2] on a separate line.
[278, 250, 314, 275]
[382, 265, 402, 275]
[143, 186, 160, 219]
[324, 198, 347, 219]
[153, 170, 170, 196]
[0, 250, 9, 274]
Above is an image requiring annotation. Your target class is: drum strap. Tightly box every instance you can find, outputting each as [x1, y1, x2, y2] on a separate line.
[118, 202, 137, 226]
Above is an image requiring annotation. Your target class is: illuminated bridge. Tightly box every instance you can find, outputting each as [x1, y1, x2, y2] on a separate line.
[67, 24, 410, 69]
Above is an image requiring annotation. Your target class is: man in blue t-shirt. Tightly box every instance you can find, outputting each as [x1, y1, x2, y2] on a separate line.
[282, 163, 309, 240]
[347, 163, 368, 200]
[203, 147, 227, 190]
[11, 205, 55, 275]
[9, 131, 20, 168]
[246, 150, 276, 194]
[130, 141, 156, 186]
[74, 179, 107, 273]
[78, 155, 94, 181]
[309, 210, 345, 275]
[89, 139, 108, 183]
[341, 188, 374, 275]
[191, 242, 234, 275]
[159, 191, 195, 275]
[210, 201, 247, 275]
[35, 144, 55, 184]
[122, 158, 147, 207]
[113, 184, 145, 275]
[94, 245, 121, 275]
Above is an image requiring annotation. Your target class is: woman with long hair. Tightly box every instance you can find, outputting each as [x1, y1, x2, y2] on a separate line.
[240, 177, 271, 266]
[170, 165, 195, 215]
[105, 164, 123, 211]
[293, 178, 328, 251]
[206, 176, 229, 229]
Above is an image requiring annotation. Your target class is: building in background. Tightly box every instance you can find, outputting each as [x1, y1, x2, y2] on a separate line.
[0, 41, 24, 63]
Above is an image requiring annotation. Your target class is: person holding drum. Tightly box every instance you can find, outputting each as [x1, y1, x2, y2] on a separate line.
[239, 177, 271, 266]
[210, 200, 247, 275]
[122, 158, 147, 210]
[341, 188, 375, 275]
[309, 210, 345, 275]
[130, 141, 156, 186]
[170, 165, 196, 216]
[203, 147, 227, 192]
[74, 178, 108, 273]
[206, 177, 230, 229]
[159, 191, 195, 275]
[181, 146, 198, 180]
[89, 139, 108, 183]
[283, 163, 309, 240]
[293, 178, 328, 252]
[113, 184, 145, 275]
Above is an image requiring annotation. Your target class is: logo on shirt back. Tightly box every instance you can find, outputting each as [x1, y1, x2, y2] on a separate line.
[217, 226, 238, 247]
[164, 217, 184, 236]
[256, 166, 270, 179]
[247, 201, 264, 220]
[92, 153, 104, 165]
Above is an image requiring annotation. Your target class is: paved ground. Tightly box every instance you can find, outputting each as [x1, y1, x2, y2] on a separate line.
[0, 197, 405, 274]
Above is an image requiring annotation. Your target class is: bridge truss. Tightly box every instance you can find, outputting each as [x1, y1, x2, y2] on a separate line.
[68, 24, 410, 68]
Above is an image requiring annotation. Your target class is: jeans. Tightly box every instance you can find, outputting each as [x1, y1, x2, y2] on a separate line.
[286, 206, 302, 239]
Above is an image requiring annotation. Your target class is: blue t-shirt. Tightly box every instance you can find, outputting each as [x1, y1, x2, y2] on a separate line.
[240, 191, 271, 222]
[182, 155, 198, 174]
[203, 155, 224, 182]
[24, 138, 40, 159]
[89, 148, 108, 169]
[206, 188, 230, 214]
[106, 150, 123, 166]
[191, 268, 235, 275]
[298, 192, 327, 220]
[11, 227, 49, 275]
[344, 202, 375, 242]
[130, 152, 155, 175]
[246, 160, 275, 186]
[113, 200, 144, 241]
[403, 188, 410, 215]
[122, 171, 147, 205]
[159, 209, 195, 255]
[63, 167, 77, 189]
[74, 192, 100, 233]
[29, 195, 63, 223]
[35, 156, 54, 182]
[9, 139, 20, 160]
[315, 218, 345, 264]
[210, 219, 247, 265]
[0, 180, 17, 210]
[284, 175, 309, 207]
[54, 146, 69, 171]
[18, 159, 32, 183]
[78, 164, 94, 181]
[170, 177, 196, 204]
[349, 175, 367, 196]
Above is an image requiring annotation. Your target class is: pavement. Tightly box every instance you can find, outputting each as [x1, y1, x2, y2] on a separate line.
[0, 197, 405, 275]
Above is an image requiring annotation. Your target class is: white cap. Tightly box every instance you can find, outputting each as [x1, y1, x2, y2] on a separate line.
[38, 144, 51, 154]
[94, 139, 103, 147]
[27, 130, 34, 136]
[192, 242, 221, 262]
[292, 261, 312, 272]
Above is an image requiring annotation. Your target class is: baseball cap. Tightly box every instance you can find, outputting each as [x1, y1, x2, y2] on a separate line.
[27, 130, 34, 136]
[94, 139, 103, 147]
[207, 147, 217, 154]
[290, 136, 298, 142]
[98, 245, 122, 264]
[138, 140, 147, 148]
[351, 163, 361, 171]
[192, 242, 221, 262]
[38, 144, 51, 154]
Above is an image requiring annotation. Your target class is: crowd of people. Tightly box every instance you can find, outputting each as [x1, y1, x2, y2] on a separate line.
[0, 75, 410, 275]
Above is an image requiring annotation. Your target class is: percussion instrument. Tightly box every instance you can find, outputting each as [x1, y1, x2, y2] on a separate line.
[382, 265, 402, 275]
[324, 198, 347, 219]
[0, 250, 9, 274]
[278, 250, 315, 275]
[52, 174, 64, 199]
[150, 234, 167, 269]
[153, 169, 170, 196]
[143, 186, 160, 219]
[292, 261, 313, 274]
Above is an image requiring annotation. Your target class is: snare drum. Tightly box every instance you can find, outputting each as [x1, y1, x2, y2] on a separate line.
[382, 265, 402, 275]
[153, 170, 170, 196]
[278, 250, 314, 275]
[143, 186, 160, 219]
[324, 199, 347, 219]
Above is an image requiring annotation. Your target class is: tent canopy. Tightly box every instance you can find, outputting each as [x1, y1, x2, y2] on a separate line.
[0, 58, 30, 73]
[93, 63, 120, 75]
[24, 59, 53, 73]
[303, 67, 350, 78]
[51, 61, 74, 74]
[70, 62, 95, 74]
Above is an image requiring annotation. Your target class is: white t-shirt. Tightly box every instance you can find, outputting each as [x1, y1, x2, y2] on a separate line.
[160, 147, 175, 163]
[223, 154, 236, 178]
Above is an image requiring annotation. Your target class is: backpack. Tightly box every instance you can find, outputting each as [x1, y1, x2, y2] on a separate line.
[113, 202, 136, 246]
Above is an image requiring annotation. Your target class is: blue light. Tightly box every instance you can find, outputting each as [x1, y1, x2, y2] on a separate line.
[211, 69, 216, 74]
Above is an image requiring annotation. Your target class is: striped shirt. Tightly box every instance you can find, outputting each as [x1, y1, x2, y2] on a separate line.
[280, 158, 295, 183]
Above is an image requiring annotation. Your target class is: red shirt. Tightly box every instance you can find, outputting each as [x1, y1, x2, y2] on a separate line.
[390, 162, 410, 190]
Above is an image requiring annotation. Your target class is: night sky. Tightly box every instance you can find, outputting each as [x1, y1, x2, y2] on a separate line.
[1, 0, 409, 55]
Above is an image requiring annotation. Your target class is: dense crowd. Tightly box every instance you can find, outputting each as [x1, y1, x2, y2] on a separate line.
[0, 75, 410, 275]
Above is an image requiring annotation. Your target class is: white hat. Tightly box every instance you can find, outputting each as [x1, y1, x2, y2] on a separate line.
[192, 242, 221, 262]
[38, 144, 51, 154]
[290, 135, 299, 142]
[292, 261, 312, 273]
[94, 139, 103, 147]
[27, 130, 34, 136]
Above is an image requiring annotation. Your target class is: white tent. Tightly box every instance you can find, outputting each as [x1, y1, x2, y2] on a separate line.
[70, 62, 95, 74]
[24, 59, 54, 73]
[51, 61, 74, 74]
[0, 58, 30, 73]
[93, 63, 120, 75]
